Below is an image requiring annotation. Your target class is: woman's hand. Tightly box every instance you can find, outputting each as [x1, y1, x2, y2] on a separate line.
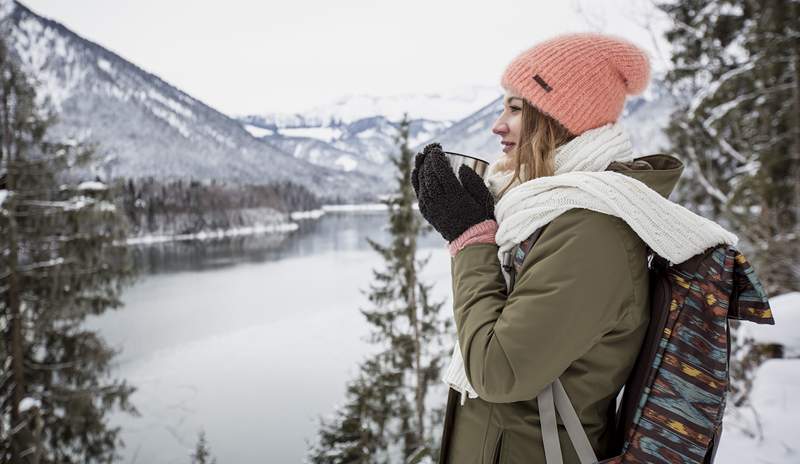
[411, 143, 495, 242]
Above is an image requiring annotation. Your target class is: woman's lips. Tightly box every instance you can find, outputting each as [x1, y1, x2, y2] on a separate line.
[502, 142, 516, 153]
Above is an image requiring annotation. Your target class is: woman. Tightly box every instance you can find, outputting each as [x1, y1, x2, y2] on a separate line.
[411, 33, 737, 463]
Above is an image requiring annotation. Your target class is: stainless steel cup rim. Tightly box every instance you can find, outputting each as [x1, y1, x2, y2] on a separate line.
[442, 151, 489, 164]
[441, 150, 490, 181]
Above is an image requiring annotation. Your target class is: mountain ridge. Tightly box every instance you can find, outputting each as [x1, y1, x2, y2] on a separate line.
[2, 0, 384, 202]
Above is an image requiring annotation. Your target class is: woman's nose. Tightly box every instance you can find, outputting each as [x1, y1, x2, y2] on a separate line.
[492, 120, 508, 136]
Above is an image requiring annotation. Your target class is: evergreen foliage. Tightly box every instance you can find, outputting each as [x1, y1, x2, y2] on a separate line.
[190, 430, 217, 464]
[0, 36, 137, 463]
[658, 0, 800, 294]
[305, 115, 452, 463]
[119, 176, 320, 236]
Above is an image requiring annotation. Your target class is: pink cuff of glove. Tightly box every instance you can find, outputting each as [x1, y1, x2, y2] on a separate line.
[447, 219, 498, 256]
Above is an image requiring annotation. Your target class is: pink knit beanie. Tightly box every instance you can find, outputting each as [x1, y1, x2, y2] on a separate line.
[500, 32, 651, 135]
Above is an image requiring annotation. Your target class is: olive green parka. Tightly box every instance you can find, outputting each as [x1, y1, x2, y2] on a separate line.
[438, 154, 684, 464]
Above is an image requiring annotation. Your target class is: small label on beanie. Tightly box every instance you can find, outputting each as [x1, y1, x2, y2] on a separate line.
[533, 74, 553, 92]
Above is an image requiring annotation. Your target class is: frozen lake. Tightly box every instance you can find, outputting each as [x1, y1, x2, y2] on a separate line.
[89, 210, 454, 463]
[87, 209, 800, 463]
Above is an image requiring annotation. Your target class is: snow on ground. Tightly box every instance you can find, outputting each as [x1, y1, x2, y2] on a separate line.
[77, 180, 107, 191]
[0, 0, 13, 20]
[290, 209, 326, 220]
[335, 154, 358, 171]
[740, 292, 800, 357]
[123, 222, 299, 246]
[242, 123, 274, 138]
[718, 359, 800, 463]
[716, 292, 800, 463]
[321, 203, 389, 212]
[279, 126, 343, 142]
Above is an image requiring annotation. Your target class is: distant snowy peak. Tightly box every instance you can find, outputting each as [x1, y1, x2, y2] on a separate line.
[242, 114, 449, 183]
[244, 85, 502, 129]
[305, 86, 503, 123]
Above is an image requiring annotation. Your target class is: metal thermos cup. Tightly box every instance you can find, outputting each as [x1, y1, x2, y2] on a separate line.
[442, 151, 490, 182]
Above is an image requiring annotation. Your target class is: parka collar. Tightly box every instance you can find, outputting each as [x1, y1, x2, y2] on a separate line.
[605, 154, 684, 199]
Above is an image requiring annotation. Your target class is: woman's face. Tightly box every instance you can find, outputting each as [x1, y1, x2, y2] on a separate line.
[491, 91, 524, 154]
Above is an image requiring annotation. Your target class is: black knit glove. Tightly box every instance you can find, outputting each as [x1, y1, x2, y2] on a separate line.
[410, 143, 495, 242]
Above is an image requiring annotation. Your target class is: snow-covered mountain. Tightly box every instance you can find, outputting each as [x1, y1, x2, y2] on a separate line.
[0, 1, 381, 203]
[237, 87, 500, 183]
[422, 96, 505, 161]
[2, 0, 678, 202]
[240, 114, 449, 181]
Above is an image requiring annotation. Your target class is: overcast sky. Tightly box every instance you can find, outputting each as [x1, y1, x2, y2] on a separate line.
[21, 0, 672, 116]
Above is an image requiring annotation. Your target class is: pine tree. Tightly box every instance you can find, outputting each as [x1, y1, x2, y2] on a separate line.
[657, 0, 799, 410]
[657, 0, 800, 294]
[304, 357, 398, 464]
[190, 430, 217, 464]
[305, 115, 452, 463]
[0, 35, 137, 463]
[358, 114, 452, 462]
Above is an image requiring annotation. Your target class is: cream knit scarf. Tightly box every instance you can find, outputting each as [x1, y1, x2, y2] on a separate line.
[443, 122, 739, 405]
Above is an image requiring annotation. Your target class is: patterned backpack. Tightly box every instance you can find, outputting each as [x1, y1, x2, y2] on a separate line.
[503, 225, 775, 464]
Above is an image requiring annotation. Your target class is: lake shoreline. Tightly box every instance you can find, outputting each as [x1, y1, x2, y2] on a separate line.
[121, 203, 399, 247]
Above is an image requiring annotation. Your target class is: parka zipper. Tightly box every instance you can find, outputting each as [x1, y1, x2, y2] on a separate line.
[492, 430, 505, 464]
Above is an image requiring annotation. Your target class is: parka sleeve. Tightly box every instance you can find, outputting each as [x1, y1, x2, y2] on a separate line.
[451, 209, 636, 403]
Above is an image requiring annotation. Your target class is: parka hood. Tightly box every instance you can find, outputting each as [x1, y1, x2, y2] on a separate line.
[605, 154, 684, 199]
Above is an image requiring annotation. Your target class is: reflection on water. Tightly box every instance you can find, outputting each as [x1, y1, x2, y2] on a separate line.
[97, 209, 453, 464]
[130, 209, 446, 275]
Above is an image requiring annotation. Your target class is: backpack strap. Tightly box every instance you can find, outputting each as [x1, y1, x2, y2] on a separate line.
[554, 378, 599, 463]
[538, 383, 564, 464]
[502, 225, 547, 293]
[538, 379, 599, 464]
[509, 225, 598, 463]
[503, 225, 548, 285]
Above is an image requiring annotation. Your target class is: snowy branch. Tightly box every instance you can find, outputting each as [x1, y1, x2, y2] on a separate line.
[687, 57, 760, 119]
[700, 119, 749, 164]
[18, 257, 68, 273]
[24, 360, 80, 371]
[703, 83, 794, 128]
[678, 121, 730, 204]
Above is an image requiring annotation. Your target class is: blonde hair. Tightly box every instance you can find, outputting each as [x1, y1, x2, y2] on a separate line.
[495, 99, 576, 198]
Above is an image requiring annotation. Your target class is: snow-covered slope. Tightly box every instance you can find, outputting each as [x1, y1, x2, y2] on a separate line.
[0, 1, 381, 202]
[717, 292, 800, 463]
[417, 95, 504, 161]
[240, 115, 449, 182]
[618, 78, 677, 156]
[237, 86, 501, 183]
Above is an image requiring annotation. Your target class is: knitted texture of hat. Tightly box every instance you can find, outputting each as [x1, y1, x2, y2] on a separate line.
[500, 32, 651, 135]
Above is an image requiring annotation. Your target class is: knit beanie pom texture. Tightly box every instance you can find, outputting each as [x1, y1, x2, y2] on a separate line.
[500, 32, 651, 135]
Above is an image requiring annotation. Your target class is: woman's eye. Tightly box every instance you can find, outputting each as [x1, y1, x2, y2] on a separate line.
[509, 106, 521, 112]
